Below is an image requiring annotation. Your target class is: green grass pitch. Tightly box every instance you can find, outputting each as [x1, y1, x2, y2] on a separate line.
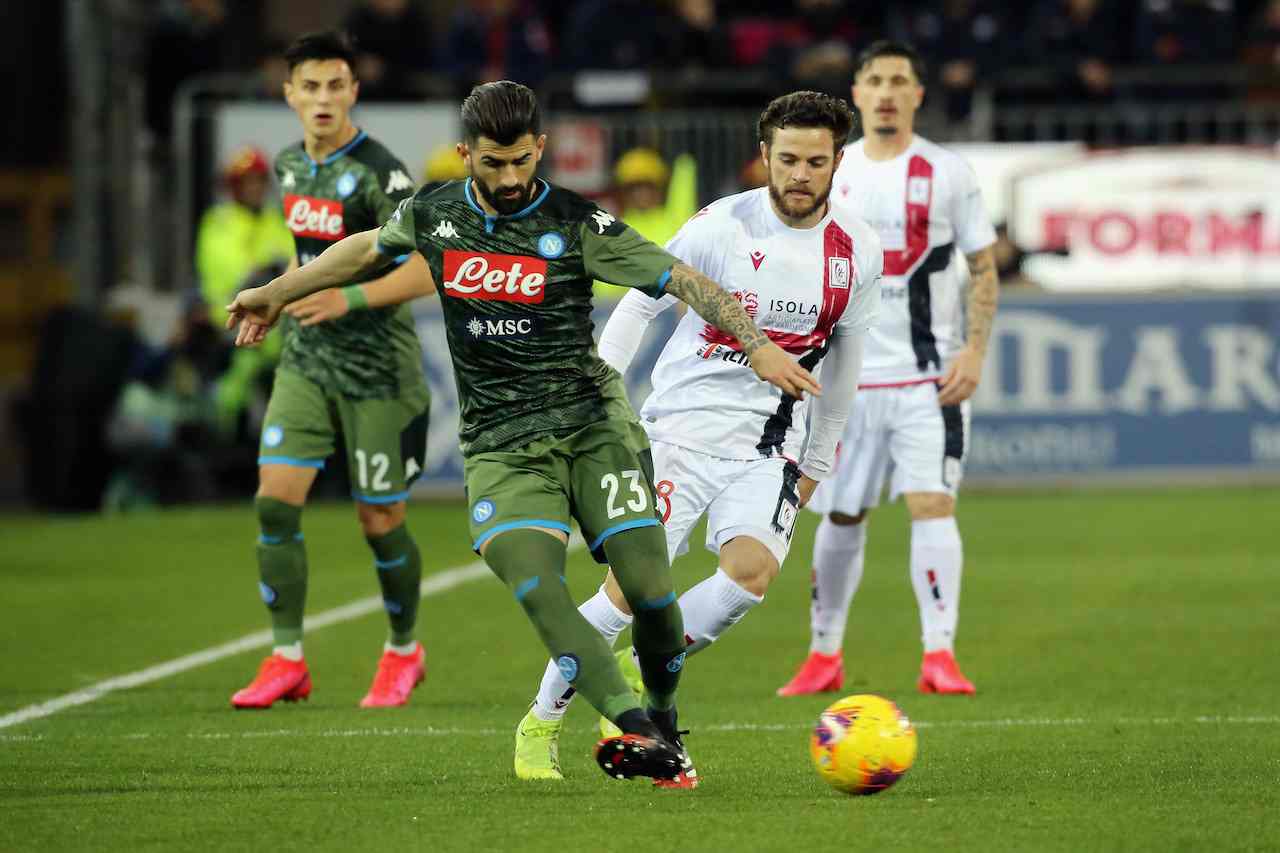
[1, 487, 1277, 852]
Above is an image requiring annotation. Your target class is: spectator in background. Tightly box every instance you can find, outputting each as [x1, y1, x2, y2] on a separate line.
[1026, 0, 1124, 102]
[195, 146, 293, 326]
[768, 0, 861, 96]
[144, 0, 232, 139]
[1243, 0, 1280, 100]
[563, 0, 662, 71]
[1135, 0, 1237, 65]
[344, 0, 433, 99]
[595, 148, 697, 300]
[658, 0, 735, 73]
[194, 146, 293, 437]
[890, 0, 1008, 122]
[441, 0, 553, 91]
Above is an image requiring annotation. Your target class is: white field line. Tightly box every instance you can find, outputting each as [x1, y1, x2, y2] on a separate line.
[0, 537, 584, 732]
[3, 716, 1279, 743]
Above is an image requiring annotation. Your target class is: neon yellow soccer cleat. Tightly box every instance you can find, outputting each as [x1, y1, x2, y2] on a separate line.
[514, 707, 564, 780]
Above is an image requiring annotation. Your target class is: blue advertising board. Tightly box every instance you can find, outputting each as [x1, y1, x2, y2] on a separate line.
[412, 294, 1280, 491]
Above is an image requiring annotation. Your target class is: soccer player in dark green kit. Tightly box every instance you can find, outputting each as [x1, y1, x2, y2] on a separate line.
[227, 81, 821, 782]
[230, 31, 436, 711]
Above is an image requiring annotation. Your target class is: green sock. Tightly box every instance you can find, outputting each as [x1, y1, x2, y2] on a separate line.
[603, 525, 685, 712]
[367, 524, 422, 646]
[484, 529, 640, 722]
[255, 497, 307, 647]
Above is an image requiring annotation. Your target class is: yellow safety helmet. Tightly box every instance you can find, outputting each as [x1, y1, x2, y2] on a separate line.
[614, 148, 669, 186]
[423, 144, 468, 182]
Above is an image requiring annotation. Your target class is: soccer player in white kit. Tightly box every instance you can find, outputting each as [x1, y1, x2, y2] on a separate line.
[777, 41, 1000, 698]
[514, 92, 883, 784]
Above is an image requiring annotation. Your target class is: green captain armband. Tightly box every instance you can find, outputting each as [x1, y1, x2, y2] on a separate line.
[341, 285, 369, 311]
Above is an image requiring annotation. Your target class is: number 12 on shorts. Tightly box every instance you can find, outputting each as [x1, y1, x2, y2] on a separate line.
[355, 449, 392, 492]
[601, 470, 648, 519]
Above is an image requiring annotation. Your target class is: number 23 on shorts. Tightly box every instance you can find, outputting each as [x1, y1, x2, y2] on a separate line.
[600, 470, 650, 519]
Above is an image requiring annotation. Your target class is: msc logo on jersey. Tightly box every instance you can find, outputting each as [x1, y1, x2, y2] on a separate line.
[828, 257, 850, 290]
[336, 172, 357, 198]
[537, 232, 565, 259]
[432, 220, 459, 239]
[442, 251, 547, 303]
[284, 194, 345, 240]
[385, 169, 413, 194]
[465, 315, 538, 339]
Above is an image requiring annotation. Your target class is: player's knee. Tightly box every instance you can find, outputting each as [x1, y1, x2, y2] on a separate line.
[905, 492, 954, 520]
[720, 538, 779, 597]
[356, 501, 405, 536]
[829, 510, 868, 526]
[255, 495, 302, 538]
[257, 465, 315, 505]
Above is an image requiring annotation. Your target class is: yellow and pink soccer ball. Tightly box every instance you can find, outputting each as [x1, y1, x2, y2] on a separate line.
[809, 693, 918, 795]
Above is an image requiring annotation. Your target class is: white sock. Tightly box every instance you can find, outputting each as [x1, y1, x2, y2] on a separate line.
[910, 517, 963, 653]
[679, 568, 763, 656]
[273, 642, 303, 661]
[531, 586, 633, 721]
[385, 640, 419, 656]
[809, 517, 867, 655]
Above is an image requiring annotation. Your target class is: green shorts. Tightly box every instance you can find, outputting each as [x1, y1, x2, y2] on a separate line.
[465, 415, 662, 564]
[259, 367, 431, 504]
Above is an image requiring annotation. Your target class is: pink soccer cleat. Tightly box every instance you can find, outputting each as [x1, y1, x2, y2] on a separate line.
[231, 655, 312, 709]
[917, 649, 976, 695]
[359, 644, 426, 708]
[776, 650, 845, 697]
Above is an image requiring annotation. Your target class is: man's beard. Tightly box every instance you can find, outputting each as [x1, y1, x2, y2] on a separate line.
[474, 175, 537, 215]
[768, 180, 831, 223]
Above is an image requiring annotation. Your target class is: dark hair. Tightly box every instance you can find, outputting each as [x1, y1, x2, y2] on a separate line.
[460, 81, 542, 145]
[284, 30, 358, 77]
[855, 40, 927, 83]
[757, 91, 856, 151]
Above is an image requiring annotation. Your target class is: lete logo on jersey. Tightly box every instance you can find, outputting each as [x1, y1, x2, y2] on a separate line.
[441, 251, 547, 303]
[284, 194, 345, 240]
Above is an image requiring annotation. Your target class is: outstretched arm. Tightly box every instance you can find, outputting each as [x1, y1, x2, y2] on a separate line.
[225, 229, 392, 346]
[285, 253, 435, 327]
[598, 290, 677, 374]
[665, 262, 821, 399]
[938, 246, 999, 405]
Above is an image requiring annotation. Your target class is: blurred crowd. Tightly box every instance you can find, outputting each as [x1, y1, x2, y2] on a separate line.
[145, 0, 1280, 140]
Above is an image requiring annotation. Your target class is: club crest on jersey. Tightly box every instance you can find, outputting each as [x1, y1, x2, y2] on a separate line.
[537, 232, 565, 259]
[336, 172, 357, 198]
[828, 257, 850, 290]
[284, 194, 345, 240]
[442, 251, 547, 303]
[908, 175, 931, 204]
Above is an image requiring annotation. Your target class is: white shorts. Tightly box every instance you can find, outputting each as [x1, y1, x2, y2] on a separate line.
[651, 440, 800, 568]
[810, 381, 970, 516]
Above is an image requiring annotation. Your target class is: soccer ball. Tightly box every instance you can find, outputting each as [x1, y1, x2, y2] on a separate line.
[809, 693, 917, 795]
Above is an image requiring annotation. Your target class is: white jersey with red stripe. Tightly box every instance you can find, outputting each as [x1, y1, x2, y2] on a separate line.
[832, 135, 996, 387]
[637, 187, 882, 463]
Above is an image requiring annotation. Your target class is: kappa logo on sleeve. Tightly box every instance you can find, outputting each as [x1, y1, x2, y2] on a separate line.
[385, 169, 413, 194]
[590, 209, 616, 234]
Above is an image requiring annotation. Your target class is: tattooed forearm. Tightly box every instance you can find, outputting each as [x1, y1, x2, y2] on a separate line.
[965, 247, 1000, 354]
[666, 262, 769, 355]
